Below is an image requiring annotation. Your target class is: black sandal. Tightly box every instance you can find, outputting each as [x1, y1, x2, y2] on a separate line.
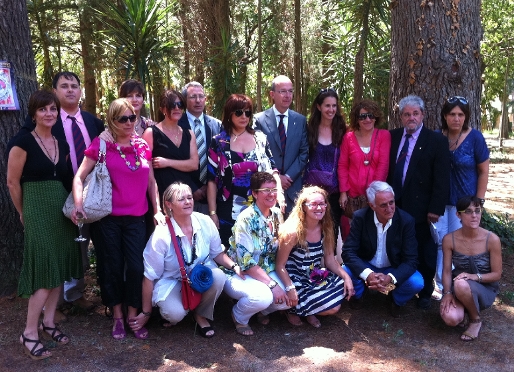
[20, 333, 52, 360]
[195, 323, 215, 338]
[40, 322, 69, 344]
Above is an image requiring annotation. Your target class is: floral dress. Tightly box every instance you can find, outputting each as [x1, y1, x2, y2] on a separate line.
[286, 237, 344, 316]
[207, 130, 276, 244]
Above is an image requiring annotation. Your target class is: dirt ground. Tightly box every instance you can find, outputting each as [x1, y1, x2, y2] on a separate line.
[1, 136, 513, 372]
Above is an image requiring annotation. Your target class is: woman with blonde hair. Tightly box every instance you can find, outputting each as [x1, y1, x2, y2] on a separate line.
[72, 98, 164, 340]
[276, 186, 354, 327]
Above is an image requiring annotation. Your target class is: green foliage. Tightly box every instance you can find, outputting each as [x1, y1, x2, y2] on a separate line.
[480, 209, 514, 250]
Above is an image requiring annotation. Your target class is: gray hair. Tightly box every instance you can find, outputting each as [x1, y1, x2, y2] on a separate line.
[181, 81, 204, 99]
[270, 75, 291, 91]
[366, 181, 395, 206]
[398, 95, 425, 114]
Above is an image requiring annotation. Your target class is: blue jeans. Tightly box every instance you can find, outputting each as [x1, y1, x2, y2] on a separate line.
[434, 205, 461, 290]
[343, 264, 424, 306]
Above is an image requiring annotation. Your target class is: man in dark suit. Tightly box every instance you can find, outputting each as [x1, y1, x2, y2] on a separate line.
[342, 181, 423, 317]
[387, 94, 450, 309]
[7, 72, 104, 316]
[178, 81, 221, 215]
[254, 75, 308, 214]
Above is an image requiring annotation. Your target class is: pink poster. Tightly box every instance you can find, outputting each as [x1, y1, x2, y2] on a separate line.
[0, 61, 20, 110]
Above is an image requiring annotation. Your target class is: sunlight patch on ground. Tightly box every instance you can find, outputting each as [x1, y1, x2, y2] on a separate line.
[302, 346, 339, 364]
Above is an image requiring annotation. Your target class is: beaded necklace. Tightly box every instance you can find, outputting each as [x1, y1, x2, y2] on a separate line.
[177, 232, 198, 266]
[116, 140, 141, 171]
[34, 130, 57, 176]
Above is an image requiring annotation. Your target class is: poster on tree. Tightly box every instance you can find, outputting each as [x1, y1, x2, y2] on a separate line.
[0, 61, 20, 110]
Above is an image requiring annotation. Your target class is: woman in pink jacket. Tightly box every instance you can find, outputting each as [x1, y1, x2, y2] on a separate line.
[338, 99, 391, 219]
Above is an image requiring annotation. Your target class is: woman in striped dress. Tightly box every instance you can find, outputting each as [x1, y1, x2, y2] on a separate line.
[276, 186, 354, 327]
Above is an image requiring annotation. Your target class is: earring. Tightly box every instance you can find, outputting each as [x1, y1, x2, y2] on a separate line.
[32, 118, 36, 124]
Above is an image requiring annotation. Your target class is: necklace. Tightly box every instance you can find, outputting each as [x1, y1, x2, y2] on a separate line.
[34, 130, 57, 176]
[362, 129, 375, 166]
[178, 232, 197, 266]
[448, 130, 462, 150]
[232, 130, 245, 141]
[116, 140, 141, 171]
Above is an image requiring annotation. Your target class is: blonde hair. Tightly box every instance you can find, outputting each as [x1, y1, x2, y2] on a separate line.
[279, 186, 334, 254]
[106, 98, 135, 139]
[162, 182, 193, 217]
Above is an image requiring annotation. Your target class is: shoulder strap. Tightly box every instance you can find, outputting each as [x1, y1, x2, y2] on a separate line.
[98, 138, 107, 164]
[166, 217, 188, 281]
[451, 232, 455, 248]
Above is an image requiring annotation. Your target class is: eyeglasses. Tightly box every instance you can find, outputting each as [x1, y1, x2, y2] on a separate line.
[169, 101, 184, 109]
[188, 94, 205, 100]
[234, 109, 252, 118]
[255, 188, 278, 195]
[319, 88, 336, 94]
[275, 89, 294, 96]
[358, 113, 375, 121]
[115, 114, 137, 123]
[458, 207, 481, 215]
[304, 202, 327, 209]
[447, 96, 468, 105]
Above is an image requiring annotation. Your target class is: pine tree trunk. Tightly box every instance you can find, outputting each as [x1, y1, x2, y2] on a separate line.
[389, 0, 482, 130]
[0, 0, 38, 296]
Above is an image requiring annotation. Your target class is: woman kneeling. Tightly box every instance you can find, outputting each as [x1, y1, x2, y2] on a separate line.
[440, 196, 502, 341]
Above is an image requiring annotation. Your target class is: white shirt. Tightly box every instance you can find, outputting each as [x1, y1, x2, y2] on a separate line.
[143, 212, 223, 306]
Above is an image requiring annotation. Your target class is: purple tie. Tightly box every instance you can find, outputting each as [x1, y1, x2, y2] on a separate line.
[69, 116, 86, 167]
[393, 133, 412, 198]
[278, 114, 286, 172]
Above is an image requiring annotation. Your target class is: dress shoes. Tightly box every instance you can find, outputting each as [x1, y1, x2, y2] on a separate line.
[417, 297, 431, 310]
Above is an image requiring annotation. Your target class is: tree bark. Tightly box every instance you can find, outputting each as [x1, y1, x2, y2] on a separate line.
[389, 0, 482, 130]
[293, 0, 304, 114]
[353, 0, 371, 104]
[80, 3, 97, 115]
[0, 0, 38, 296]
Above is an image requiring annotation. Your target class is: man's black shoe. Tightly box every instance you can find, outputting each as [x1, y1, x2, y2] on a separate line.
[417, 297, 431, 310]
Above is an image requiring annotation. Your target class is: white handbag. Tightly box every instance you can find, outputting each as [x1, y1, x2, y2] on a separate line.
[63, 139, 112, 223]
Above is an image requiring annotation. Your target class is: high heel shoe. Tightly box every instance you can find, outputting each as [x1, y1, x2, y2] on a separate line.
[112, 318, 126, 340]
[40, 322, 69, 344]
[20, 333, 52, 360]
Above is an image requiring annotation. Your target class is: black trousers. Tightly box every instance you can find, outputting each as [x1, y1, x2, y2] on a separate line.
[91, 214, 146, 309]
[415, 222, 437, 300]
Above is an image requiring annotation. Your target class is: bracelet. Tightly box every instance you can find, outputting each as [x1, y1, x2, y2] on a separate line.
[285, 284, 296, 292]
[476, 273, 482, 283]
[443, 291, 452, 295]
[209, 210, 217, 216]
[142, 311, 151, 317]
[231, 262, 239, 270]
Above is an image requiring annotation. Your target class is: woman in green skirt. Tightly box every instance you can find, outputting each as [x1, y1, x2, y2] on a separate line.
[7, 90, 82, 360]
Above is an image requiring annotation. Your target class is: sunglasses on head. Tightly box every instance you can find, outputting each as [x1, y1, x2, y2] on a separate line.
[447, 96, 468, 105]
[234, 109, 252, 118]
[169, 101, 184, 109]
[115, 114, 137, 123]
[358, 113, 375, 120]
[319, 87, 336, 94]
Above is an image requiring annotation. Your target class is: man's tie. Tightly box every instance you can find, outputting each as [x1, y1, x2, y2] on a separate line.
[69, 116, 86, 167]
[278, 114, 286, 172]
[393, 133, 412, 199]
[194, 118, 207, 184]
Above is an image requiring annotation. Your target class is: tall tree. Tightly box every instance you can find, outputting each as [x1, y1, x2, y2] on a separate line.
[293, 0, 304, 114]
[389, 0, 482, 130]
[0, 0, 38, 295]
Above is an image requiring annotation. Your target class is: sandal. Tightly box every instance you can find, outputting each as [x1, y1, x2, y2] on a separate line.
[112, 318, 126, 340]
[257, 312, 270, 325]
[20, 333, 52, 360]
[133, 326, 148, 340]
[40, 322, 69, 344]
[285, 311, 303, 326]
[231, 309, 253, 336]
[196, 323, 215, 338]
[431, 287, 443, 301]
[306, 315, 321, 328]
[461, 318, 481, 342]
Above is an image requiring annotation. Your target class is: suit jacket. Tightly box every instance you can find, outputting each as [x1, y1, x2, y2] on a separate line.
[387, 126, 450, 224]
[6, 110, 104, 164]
[178, 112, 221, 191]
[342, 207, 418, 286]
[253, 107, 308, 208]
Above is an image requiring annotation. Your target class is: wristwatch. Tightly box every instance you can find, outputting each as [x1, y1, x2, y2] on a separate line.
[267, 280, 277, 289]
[285, 284, 296, 292]
[231, 262, 239, 270]
[209, 210, 217, 215]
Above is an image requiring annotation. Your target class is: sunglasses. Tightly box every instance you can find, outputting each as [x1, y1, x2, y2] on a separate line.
[115, 114, 137, 123]
[319, 88, 336, 94]
[169, 101, 184, 109]
[234, 109, 252, 118]
[358, 113, 375, 120]
[447, 96, 468, 105]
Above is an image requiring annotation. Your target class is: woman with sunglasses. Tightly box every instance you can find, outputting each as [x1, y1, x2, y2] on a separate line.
[432, 96, 489, 301]
[440, 196, 501, 341]
[142, 89, 199, 202]
[207, 94, 283, 246]
[72, 98, 164, 340]
[303, 89, 347, 242]
[223, 172, 290, 336]
[338, 99, 391, 222]
[276, 186, 354, 328]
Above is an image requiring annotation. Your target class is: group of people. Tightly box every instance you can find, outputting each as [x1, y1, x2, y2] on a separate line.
[6, 71, 502, 360]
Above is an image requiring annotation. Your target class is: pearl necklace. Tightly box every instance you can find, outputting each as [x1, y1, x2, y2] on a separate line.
[116, 140, 141, 171]
[34, 130, 57, 176]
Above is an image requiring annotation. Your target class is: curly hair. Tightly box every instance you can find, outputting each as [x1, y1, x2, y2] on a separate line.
[279, 186, 334, 254]
[349, 99, 384, 131]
